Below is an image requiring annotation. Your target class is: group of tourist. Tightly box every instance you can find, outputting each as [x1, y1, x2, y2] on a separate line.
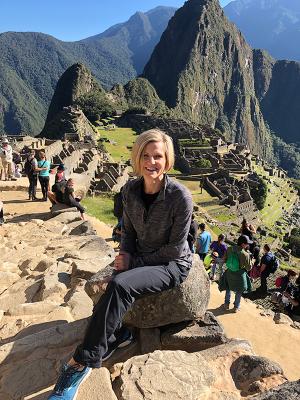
[192, 218, 300, 319]
[24, 149, 86, 219]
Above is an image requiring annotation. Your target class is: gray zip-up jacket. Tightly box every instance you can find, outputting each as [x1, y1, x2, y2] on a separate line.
[121, 174, 193, 269]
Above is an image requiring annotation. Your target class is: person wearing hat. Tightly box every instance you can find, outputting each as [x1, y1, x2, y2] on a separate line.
[219, 235, 253, 312]
[0, 138, 13, 180]
[55, 164, 66, 182]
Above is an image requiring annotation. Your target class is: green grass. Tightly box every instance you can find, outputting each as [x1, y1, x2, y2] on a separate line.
[97, 127, 137, 162]
[169, 168, 182, 175]
[82, 195, 116, 225]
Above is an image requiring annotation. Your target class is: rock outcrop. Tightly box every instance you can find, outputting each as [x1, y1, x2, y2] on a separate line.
[113, 340, 287, 400]
[85, 255, 210, 328]
[40, 63, 99, 139]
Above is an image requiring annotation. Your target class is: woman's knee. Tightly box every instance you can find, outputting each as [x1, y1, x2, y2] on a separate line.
[110, 273, 129, 292]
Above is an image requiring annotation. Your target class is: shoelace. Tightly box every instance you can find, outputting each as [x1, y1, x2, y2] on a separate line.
[54, 364, 84, 394]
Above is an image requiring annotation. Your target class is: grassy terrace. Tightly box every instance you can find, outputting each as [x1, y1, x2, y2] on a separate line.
[98, 127, 137, 162]
[253, 165, 297, 229]
[82, 127, 138, 226]
[174, 178, 233, 238]
[82, 195, 116, 226]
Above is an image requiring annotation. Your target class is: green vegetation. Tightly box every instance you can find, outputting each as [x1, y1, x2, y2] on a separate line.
[272, 135, 300, 178]
[0, 7, 176, 134]
[249, 175, 267, 210]
[289, 228, 300, 257]
[81, 195, 116, 225]
[98, 127, 137, 162]
[76, 91, 115, 122]
[195, 158, 212, 168]
[253, 164, 298, 228]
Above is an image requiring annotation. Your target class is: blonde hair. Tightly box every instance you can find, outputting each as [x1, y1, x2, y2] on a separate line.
[131, 129, 175, 176]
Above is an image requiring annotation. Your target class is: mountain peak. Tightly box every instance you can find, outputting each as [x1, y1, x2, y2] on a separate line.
[143, 0, 273, 158]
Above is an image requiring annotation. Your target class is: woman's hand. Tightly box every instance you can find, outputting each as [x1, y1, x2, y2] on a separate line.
[114, 251, 131, 271]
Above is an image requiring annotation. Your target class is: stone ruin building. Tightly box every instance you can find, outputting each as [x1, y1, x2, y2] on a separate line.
[205, 170, 258, 217]
[10, 135, 129, 196]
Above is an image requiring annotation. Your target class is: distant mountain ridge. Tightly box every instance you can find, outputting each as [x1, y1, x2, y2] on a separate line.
[224, 0, 300, 61]
[0, 6, 176, 135]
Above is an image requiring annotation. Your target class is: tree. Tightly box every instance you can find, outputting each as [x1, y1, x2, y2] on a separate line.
[76, 91, 115, 122]
[249, 176, 267, 210]
[195, 158, 212, 168]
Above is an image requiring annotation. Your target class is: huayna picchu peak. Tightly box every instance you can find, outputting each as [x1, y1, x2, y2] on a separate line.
[143, 0, 273, 160]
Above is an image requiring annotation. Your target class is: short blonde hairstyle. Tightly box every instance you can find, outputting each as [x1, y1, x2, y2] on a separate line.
[131, 129, 175, 176]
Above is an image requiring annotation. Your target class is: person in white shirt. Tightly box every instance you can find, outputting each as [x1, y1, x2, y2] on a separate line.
[0, 139, 13, 180]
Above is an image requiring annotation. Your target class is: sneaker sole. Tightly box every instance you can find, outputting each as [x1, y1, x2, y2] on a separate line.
[73, 368, 92, 400]
[102, 338, 134, 362]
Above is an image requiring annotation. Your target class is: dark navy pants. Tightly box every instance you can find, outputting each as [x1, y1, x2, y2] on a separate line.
[28, 174, 38, 198]
[73, 263, 188, 368]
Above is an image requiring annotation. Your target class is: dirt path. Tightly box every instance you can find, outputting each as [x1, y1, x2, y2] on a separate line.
[209, 283, 300, 381]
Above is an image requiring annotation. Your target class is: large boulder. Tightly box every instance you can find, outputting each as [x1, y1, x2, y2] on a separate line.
[113, 340, 287, 400]
[85, 256, 210, 328]
[161, 311, 227, 352]
[231, 355, 286, 396]
[113, 340, 253, 400]
[249, 380, 300, 400]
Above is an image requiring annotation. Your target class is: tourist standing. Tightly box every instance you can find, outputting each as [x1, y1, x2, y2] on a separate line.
[241, 218, 256, 241]
[219, 235, 252, 312]
[0, 138, 13, 180]
[187, 214, 198, 252]
[210, 234, 227, 280]
[24, 150, 38, 200]
[259, 244, 277, 293]
[47, 129, 193, 399]
[0, 154, 3, 180]
[37, 151, 51, 201]
[196, 223, 211, 261]
[0, 199, 4, 225]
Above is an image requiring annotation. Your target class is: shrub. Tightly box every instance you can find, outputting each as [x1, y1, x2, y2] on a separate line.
[76, 91, 116, 122]
[195, 158, 212, 168]
[249, 176, 267, 210]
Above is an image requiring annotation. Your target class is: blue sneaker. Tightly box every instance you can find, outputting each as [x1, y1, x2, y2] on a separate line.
[102, 327, 134, 361]
[48, 363, 91, 399]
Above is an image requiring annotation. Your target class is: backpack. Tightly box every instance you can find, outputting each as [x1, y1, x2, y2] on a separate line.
[226, 250, 240, 272]
[24, 159, 33, 175]
[269, 256, 280, 273]
[113, 191, 123, 219]
[275, 276, 283, 288]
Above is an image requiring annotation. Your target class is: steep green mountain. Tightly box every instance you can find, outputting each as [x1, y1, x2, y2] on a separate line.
[253, 49, 300, 145]
[84, 6, 176, 75]
[143, 0, 273, 159]
[0, 6, 175, 135]
[110, 77, 168, 114]
[41, 63, 100, 140]
[224, 0, 300, 61]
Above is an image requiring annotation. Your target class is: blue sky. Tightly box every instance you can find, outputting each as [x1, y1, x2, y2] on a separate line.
[0, 0, 232, 41]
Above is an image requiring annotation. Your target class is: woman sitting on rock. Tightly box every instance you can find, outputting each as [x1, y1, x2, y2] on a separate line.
[48, 129, 193, 400]
[62, 178, 85, 220]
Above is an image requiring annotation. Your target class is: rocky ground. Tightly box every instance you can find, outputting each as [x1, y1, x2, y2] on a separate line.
[0, 187, 299, 399]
